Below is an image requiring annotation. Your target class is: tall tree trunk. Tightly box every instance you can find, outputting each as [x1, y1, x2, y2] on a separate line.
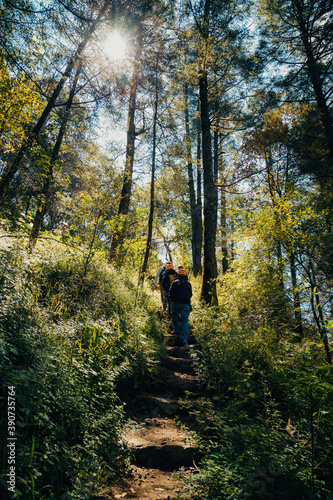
[230, 216, 236, 261]
[157, 228, 172, 262]
[266, 150, 285, 290]
[29, 64, 81, 248]
[139, 51, 159, 285]
[194, 113, 203, 275]
[220, 146, 229, 274]
[290, 250, 303, 339]
[0, 0, 110, 199]
[214, 101, 229, 275]
[184, 81, 199, 275]
[199, 0, 218, 305]
[308, 263, 331, 364]
[213, 99, 219, 184]
[109, 31, 143, 264]
[190, 102, 203, 276]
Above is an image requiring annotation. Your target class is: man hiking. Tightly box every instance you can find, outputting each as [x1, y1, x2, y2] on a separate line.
[154, 261, 171, 313]
[169, 267, 192, 346]
[162, 262, 177, 314]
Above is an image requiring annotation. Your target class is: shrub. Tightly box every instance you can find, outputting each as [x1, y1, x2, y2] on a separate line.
[0, 238, 164, 499]
[181, 307, 332, 500]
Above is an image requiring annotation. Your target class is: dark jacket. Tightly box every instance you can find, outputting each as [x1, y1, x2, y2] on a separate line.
[169, 276, 192, 305]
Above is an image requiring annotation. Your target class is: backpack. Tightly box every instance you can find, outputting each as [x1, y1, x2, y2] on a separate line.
[162, 268, 177, 292]
[169, 271, 177, 286]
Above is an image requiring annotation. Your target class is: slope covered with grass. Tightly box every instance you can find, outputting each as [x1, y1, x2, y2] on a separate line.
[0, 237, 164, 499]
[1, 236, 332, 500]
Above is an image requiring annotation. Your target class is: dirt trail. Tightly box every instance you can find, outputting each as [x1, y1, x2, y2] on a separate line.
[97, 337, 203, 500]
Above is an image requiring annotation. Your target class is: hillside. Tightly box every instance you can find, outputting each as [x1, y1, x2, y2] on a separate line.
[1, 239, 332, 499]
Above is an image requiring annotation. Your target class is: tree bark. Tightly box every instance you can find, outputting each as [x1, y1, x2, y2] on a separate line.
[265, 150, 285, 290]
[194, 112, 203, 276]
[199, 0, 218, 305]
[213, 99, 219, 184]
[184, 81, 200, 275]
[139, 51, 159, 285]
[289, 250, 303, 339]
[214, 102, 229, 275]
[220, 150, 229, 274]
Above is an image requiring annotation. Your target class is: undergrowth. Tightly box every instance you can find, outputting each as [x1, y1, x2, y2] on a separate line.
[0, 238, 164, 499]
[177, 306, 333, 500]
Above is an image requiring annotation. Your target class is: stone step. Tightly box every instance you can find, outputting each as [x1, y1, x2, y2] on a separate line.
[130, 443, 196, 469]
[134, 394, 181, 417]
[157, 366, 202, 395]
[125, 418, 198, 470]
[162, 355, 195, 374]
[166, 345, 194, 359]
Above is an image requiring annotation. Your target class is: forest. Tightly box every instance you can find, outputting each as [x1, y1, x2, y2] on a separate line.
[0, 0, 332, 498]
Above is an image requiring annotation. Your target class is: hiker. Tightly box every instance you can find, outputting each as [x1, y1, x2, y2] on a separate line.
[162, 262, 177, 294]
[169, 268, 192, 346]
[154, 261, 171, 312]
[176, 264, 187, 278]
[162, 262, 177, 314]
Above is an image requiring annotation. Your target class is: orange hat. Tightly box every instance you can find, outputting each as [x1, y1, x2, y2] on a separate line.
[177, 268, 187, 276]
[177, 265, 184, 270]
[166, 263, 174, 270]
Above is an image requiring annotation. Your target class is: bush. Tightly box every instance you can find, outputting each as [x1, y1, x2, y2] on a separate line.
[0, 238, 164, 499]
[181, 307, 333, 500]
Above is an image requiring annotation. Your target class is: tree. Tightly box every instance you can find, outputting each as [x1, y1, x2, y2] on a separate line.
[108, 20, 143, 264]
[108, 0, 173, 264]
[236, 104, 333, 357]
[239, 105, 306, 334]
[139, 48, 160, 284]
[0, 0, 111, 199]
[198, 0, 218, 305]
[183, 0, 255, 301]
[258, 0, 333, 181]
[184, 80, 202, 276]
[29, 63, 82, 247]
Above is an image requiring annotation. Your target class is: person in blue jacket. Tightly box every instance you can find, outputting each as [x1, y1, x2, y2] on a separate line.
[169, 268, 192, 346]
[154, 261, 171, 312]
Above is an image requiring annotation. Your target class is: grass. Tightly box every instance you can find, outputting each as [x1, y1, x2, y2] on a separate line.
[0, 236, 164, 499]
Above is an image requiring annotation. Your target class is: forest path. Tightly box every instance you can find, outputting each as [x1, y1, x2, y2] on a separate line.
[97, 333, 203, 500]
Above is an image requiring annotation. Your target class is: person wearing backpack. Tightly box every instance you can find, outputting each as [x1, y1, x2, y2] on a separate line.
[162, 262, 177, 314]
[169, 268, 192, 346]
[176, 264, 188, 279]
[154, 261, 171, 313]
[162, 262, 177, 294]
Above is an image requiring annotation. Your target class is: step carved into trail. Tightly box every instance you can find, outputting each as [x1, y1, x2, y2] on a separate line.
[104, 342, 204, 500]
[126, 418, 197, 469]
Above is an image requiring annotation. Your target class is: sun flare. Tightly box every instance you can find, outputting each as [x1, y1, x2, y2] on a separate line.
[103, 32, 127, 62]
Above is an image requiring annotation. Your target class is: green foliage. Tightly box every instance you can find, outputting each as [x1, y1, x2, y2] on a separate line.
[0, 59, 44, 155]
[0, 237, 164, 499]
[180, 306, 333, 500]
[215, 253, 291, 335]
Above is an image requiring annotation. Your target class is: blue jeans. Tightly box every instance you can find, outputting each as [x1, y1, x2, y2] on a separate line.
[170, 303, 190, 344]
